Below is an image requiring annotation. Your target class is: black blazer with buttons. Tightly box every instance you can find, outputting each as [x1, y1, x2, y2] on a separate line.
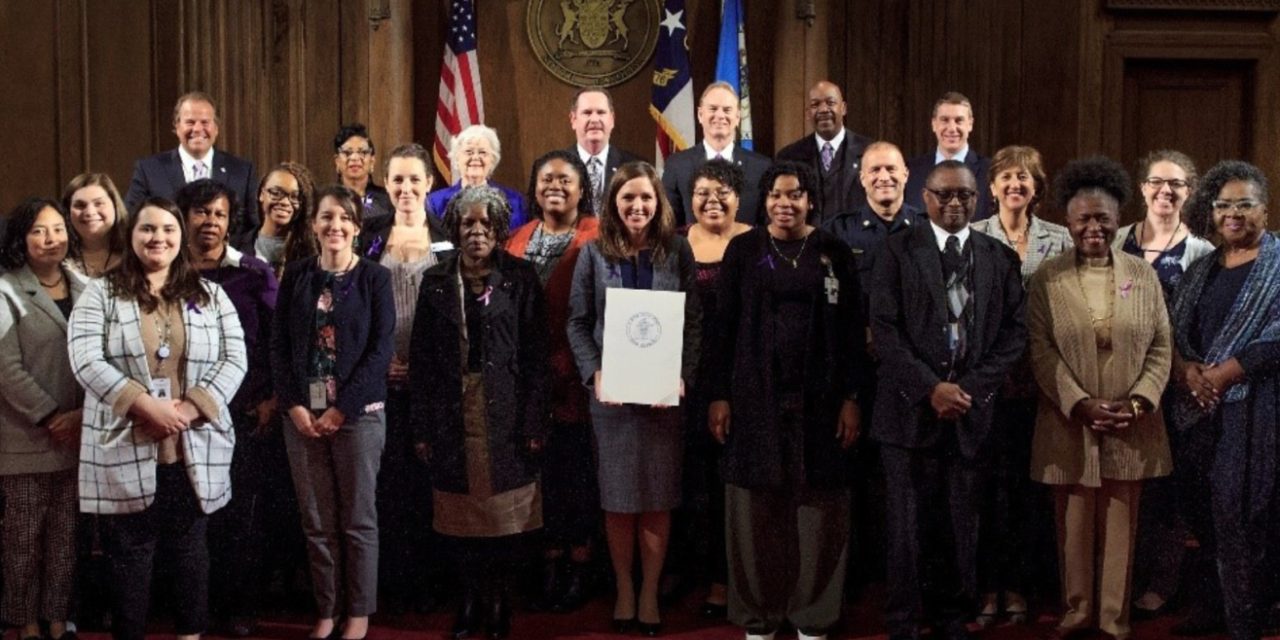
[868, 222, 1026, 459]
[776, 128, 875, 224]
[409, 252, 549, 495]
[271, 256, 395, 419]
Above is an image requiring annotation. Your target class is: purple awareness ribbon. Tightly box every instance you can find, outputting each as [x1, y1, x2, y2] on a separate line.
[758, 254, 776, 270]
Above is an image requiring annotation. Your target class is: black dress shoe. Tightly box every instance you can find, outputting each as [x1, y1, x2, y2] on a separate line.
[485, 586, 511, 639]
[225, 619, 256, 638]
[1170, 616, 1226, 637]
[638, 619, 662, 637]
[451, 591, 482, 640]
[550, 561, 589, 613]
[611, 617, 637, 633]
[700, 601, 728, 619]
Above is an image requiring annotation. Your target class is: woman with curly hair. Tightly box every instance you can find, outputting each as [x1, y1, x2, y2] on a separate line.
[1027, 157, 1172, 640]
[1169, 160, 1279, 640]
[234, 162, 317, 277]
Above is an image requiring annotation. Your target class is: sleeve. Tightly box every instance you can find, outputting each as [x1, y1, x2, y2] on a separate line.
[517, 270, 551, 441]
[1026, 268, 1091, 418]
[68, 280, 141, 411]
[271, 264, 306, 410]
[832, 238, 868, 398]
[955, 250, 1028, 403]
[0, 287, 60, 424]
[1128, 271, 1173, 407]
[661, 160, 687, 225]
[333, 266, 396, 417]
[868, 239, 943, 405]
[566, 244, 602, 386]
[187, 285, 248, 428]
[124, 160, 149, 214]
[245, 266, 279, 406]
[242, 160, 261, 229]
[677, 239, 702, 384]
[709, 235, 745, 403]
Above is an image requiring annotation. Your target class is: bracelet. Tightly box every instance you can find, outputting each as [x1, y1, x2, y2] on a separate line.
[1130, 397, 1144, 416]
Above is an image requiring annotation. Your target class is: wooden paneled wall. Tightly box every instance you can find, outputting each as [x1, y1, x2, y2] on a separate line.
[3, 0, 1279, 227]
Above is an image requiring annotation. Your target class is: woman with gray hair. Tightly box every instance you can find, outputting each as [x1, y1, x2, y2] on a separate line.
[428, 124, 528, 229]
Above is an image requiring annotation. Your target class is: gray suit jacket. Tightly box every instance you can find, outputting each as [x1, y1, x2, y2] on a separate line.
[566, 237, 702, 389]
[0, 266, 86, 475]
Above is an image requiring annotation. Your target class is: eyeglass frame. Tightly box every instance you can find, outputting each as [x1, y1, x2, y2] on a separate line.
[264, 186, 302, 206]
[924, 188, 978, 205]
[1143, 177, 1189, 190]
[1212, 199, 1264, 215]
[337, 147, 374, 159]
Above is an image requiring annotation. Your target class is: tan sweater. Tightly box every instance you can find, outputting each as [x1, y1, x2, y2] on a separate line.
[1027, 249, 1173, 486]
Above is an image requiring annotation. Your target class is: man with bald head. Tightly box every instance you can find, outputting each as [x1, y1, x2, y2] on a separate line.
[662, 82, 771, 225]
[777, 81, 874, 224]
[870, 161, 1025, 640]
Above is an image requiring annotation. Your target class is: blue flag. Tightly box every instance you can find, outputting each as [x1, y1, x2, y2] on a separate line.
[714, 0, 752, 150]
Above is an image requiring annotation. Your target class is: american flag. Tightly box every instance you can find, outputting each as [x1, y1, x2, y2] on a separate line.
[651, 0, 694, 174]
[434, 0, 485, 185]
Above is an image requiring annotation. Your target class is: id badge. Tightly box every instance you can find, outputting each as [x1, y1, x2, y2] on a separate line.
[825, 276, 839, 304]
[149, 378, 173, 400]
[309, 380, 328, 411]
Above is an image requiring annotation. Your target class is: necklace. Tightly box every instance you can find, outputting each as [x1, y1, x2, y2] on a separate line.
[37, 271, 65, 289]
[999, 215, 1028, 247]
[79, 248, 115, 277]
[769, 230, 810, 268]
[153, 302, 174, 363]
[1139, 220, 1182, 254]
[323, 253, 357, 273]
[1075, 260, 1116, 325]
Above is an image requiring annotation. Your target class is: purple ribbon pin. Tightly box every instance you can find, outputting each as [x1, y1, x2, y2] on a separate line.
[186, 301, 202, 314]
[1119, 278, 1134, 300]
[1038, 243, 1049, 255]
[758, 254, 776, 270]
[607, 264, 620, 279]
[366, 235, 384, 257]
[477, 285, 494, 306]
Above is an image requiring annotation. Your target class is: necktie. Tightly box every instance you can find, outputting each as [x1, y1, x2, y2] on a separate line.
[821, 142, 834, 172]
[588, 157, 604, 214]
[193, 161, 208, 180]
[714, 153, 724, 162]
[942, 235, 964, 282]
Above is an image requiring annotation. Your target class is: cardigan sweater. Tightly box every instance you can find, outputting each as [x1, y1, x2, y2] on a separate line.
[1027, 249, 1173, 486]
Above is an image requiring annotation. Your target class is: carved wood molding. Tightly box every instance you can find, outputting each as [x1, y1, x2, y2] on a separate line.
[1106, 0, 1280, 11]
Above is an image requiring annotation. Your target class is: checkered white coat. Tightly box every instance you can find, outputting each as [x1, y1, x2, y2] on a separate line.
[69, 278, 247, 515]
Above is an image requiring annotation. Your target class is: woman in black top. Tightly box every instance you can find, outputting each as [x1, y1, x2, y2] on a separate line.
[709, 162, 863, 640]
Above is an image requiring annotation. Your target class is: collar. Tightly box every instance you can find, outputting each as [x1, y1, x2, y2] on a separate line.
[703, 140, 734, 162]
[929, 220, 970, 252]
[178, 145, 216, 173]
[857, 202, 914, 228]
[577, 144, 610, 166]
[197, 244, 243, 269]
[934, 145, 969, 164]
[815, 128, 846, 153]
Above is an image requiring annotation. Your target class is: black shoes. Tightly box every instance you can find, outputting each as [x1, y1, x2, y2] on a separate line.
[700, 601, 728, 619]
[485, 588, 511, 639]
[611, 617, 637, 633]
[451, 590, 482, 640]
[637, 620, 662, 637]
[550, 561, 589, 613]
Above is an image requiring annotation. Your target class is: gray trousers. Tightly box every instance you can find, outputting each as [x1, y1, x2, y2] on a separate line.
[1, 470, 77, 624]
[284, 410, 386, 618]
[725, 482, 851, 635]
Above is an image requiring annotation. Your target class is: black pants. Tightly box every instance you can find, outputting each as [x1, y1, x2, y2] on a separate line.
[447, 533, 531, 593]
[378, 390, 436, 605]
[207, 416, 279, 622]
[541, 420, 600, 550]
[101, 464, 209, 640]
[881, 442, 980, 639]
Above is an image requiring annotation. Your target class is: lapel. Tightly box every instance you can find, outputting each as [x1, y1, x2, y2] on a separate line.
[1052, 249, 1099, 389]
[969, 235, 994, 340]
[118, 296, 154, 386]
[476, 260, 512, 320]
[211, 150, 229, 180]
[423, 258, 462, 328]
[605, 147, 624, 178]
[164, 149, 187, 193]
[15, 266, 68, 330]
[908, 224, 948, 318]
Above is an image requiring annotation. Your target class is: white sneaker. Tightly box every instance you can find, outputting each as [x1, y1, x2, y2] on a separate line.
[797, 632, 827, 640]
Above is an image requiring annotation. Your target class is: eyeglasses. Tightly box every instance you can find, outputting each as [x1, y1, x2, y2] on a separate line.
[925, 188, 977, 204]
[338, 148, 373, 159]
[1144, 177, 1189, 190]
[1212, 200, 1262, 214]
[693, 187, 735, 201]
[462, 148, 493, 159]
[264, 187, 302, 206]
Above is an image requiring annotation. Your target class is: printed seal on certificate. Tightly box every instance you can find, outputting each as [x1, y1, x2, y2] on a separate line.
[626, 311, 662, 347]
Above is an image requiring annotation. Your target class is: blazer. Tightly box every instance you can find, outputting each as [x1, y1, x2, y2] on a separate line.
[125, 147, 259, 227]
[357, 212, 451, 262]
[710, 228, 865, 489]
[427, 182, 528, 230]
[567, 145, 643, 184]
[776, 128, 876, 223]
[1027, 249, 1173, 486]
[869, 222, 1027, 459]
[198, 246, 278, 415]
[971, 214, 1074, 286]
[505, 215, 600, 423]
[566, 236, 702, 388]
[662, 144, 772, 226]
[1111, 222, 1215, 276]
[0, 266, 86, 475]
[409, 252, 550, 495]
[903, 148, 993, 221]
[69, 278, 247, 514]
[271, 256, 395, 419]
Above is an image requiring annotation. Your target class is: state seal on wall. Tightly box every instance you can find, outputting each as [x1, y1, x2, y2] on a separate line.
[526, 0, 662, 87]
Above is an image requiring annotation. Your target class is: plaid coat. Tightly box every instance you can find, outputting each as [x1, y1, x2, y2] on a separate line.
[69, 278, 247, 515]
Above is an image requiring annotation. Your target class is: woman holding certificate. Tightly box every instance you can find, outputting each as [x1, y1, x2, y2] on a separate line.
[568, 161, 701, 637]
[708, 161, 863, 640]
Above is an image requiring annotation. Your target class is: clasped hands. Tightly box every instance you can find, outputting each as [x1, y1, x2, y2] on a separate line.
[930, 382, 972, 421]
[42, 408, 84, 448]
[1183, 360, 1243, 410]
[131, 394, 202, 440]
[288, 405, 345, 439]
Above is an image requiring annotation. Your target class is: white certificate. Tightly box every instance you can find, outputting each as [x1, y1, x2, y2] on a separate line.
[601, 288, 686, 406]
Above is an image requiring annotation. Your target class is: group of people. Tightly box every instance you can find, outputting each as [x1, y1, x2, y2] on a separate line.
[0, 80, 1277, 640]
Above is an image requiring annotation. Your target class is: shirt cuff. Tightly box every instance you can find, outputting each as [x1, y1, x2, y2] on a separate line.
[186, 387, 221, 422]
[113, 381, 148, 419]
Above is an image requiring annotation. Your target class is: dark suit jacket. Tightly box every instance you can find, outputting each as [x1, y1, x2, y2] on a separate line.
[567, 144, 643, 184]
[776, 128, 875, 224]
[662, 144, 771, 226]
[903, 148, 992, 221]
[125, 148, 259, 228]
[869, 222, 1025, 460]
